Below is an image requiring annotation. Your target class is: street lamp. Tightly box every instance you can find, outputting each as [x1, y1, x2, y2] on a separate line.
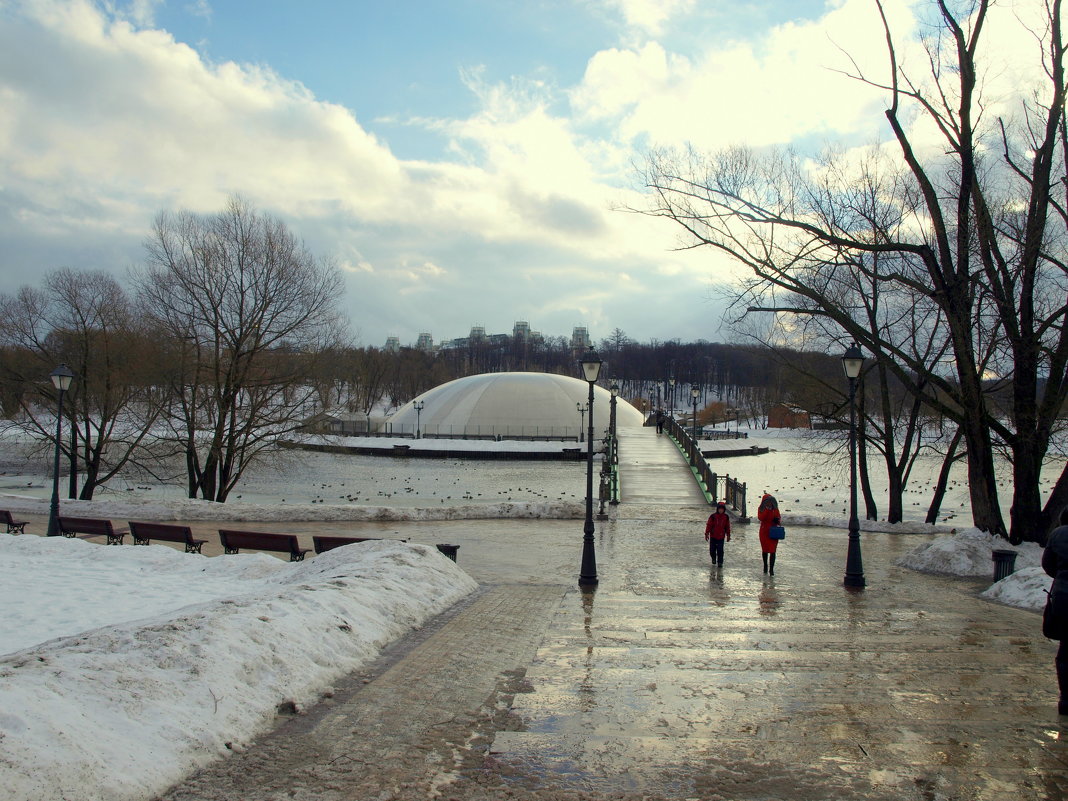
[578, 346, 603, 588]
[609, 381, 619, 442]
[609, 381, 619, 505]
[413, 401, 424, 439]
[691, 386, 700, 442]
[842, 343, 866, 589]
[669, 377, 676, 416]
[46, 364, 75, 537]
[576, 402, 587, 443]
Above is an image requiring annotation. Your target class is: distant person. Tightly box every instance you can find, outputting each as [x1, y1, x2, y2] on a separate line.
[655, 409, 664, 434]
[757, 492, 781, 575]
[704, 502, 731, 567]
[1042, 508, 1068, 714]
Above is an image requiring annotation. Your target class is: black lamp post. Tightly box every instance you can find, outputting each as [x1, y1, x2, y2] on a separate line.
[609, 381, 619, 441]
[413, 401, 424, 439]
[576, 402, 587, 443]
[691, 386, 700, 442]
[46, 364, 75, 537]
[842, 343, 866, 589]
[669, 377, 676, 416]
[609, 381, 619, 505]
[579, 346, 603, 588]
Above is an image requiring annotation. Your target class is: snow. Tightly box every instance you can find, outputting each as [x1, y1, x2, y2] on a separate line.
[896, 526, 1049, 612]
[0, 427, 1057, 800]
[0, 535, 477, 801]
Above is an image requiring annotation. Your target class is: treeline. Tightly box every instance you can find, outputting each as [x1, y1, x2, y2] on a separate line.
[0, 203, 850, 508]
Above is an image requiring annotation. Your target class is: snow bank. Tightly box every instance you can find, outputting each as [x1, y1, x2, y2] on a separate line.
[896, 527, 1050, 612]
[981, 566, 1050, 612]
[0, 535, 478, 801]
[897, 527, 1041, 576]
[0, 494, 582, 522]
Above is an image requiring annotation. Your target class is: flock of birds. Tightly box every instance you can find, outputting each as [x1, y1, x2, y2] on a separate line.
[40, 448, 1058, 520]
[766, 473, 1018, 523]
[302, 474, 580, 505]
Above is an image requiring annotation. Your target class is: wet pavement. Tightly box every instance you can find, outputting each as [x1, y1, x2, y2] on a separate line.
[486, 430, 1068, 799]
[35, 427, 1068, 800]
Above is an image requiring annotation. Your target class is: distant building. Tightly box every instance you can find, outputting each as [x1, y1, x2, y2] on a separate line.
[415, 332, 434, 351]
[384, 336, 400, 352]
[571, 326, 590, 353]
[768, 403, 811, 429]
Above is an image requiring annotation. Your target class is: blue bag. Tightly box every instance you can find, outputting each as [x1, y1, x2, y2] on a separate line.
[768, 525, 786, 540]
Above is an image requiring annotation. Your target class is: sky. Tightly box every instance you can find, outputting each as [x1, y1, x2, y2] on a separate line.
[0, 0, 1043, 347]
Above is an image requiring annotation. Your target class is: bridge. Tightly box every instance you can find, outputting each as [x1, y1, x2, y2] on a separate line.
[608, 416, 749, 519]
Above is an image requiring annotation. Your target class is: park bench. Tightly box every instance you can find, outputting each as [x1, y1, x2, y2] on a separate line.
[57, 516, 127, 545]
[128, 521, 207, 554]
[0, 509, 28, 534]
[218, 529, 310, 562]
[312, 534, 409, 554]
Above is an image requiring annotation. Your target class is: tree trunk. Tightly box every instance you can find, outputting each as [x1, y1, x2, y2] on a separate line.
[926, 427, 964, 525]
[857, 399, 878, 520]
[1008, 438, 1044, 545]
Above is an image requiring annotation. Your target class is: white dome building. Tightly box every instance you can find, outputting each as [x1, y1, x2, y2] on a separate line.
[388, 372, 645, 440]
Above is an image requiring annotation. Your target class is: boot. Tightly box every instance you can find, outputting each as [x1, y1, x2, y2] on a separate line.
[769, 553, 776, 576]
[762, 552, 768, 574]
[1057, 647, 1068, 714]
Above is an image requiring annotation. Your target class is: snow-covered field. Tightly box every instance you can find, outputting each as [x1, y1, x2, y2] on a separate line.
[0, 535, 477, 801]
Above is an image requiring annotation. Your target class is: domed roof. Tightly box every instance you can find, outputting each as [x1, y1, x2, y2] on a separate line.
[388, 372, 645, 439]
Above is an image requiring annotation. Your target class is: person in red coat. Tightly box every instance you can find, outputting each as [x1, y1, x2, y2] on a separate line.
[704, 502, 731, 567]
[757, 493, 780, 575]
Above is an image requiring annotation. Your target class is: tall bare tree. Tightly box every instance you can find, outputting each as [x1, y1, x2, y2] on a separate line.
[0, 269, 160, 498]
[136, 197, 346, 502]
[639, 0, 1068, 542]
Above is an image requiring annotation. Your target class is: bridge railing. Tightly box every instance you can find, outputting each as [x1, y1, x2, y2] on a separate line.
[598, 426, 620, 512]
[664, 416, 748, 519]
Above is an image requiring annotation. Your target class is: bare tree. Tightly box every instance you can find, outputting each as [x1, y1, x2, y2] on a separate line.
[136, 197, 346, 502]
[638, 1, 1068, 542]
[0, 269, 160, 498]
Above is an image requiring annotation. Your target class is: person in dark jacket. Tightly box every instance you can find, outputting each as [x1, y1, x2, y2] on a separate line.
[1042, 508, 1068, 714]
[704, 502, 731, 567]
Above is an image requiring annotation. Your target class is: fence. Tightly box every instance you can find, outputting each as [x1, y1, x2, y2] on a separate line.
[310, 417, 586, 441]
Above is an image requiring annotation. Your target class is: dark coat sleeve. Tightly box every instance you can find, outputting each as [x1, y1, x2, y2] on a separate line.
[1043, 526, 1068, 578]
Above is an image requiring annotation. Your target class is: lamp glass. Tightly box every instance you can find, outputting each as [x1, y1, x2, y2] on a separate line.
[579, 347, 603, 383]
[50, 364, 74, 391]
[842, 344, 864, 379]
[610, 381, 619, 397]
[691, 387, 700, 399]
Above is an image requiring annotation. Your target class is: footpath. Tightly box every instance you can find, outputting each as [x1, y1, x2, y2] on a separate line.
[135, 427, 1068, 800]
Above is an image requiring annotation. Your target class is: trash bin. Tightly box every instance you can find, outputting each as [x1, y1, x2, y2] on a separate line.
[992, 549, 1018, 582]
[435, 543, 459, 562]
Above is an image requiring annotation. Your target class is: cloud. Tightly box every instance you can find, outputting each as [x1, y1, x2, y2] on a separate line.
[10, 0, 1017, 348]
[610, 0, 696, 38]
[571, 0, 921, 152]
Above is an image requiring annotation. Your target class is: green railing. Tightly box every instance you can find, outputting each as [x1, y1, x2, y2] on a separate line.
[663, 415, 748, 519]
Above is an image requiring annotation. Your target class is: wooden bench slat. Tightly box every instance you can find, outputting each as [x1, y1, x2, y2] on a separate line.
[312, 535, 410, 554]
[57, 516, 127, 545]
[218, 529, 309, 562]
[128, 521, 207, 554]
[0, 509, 27, 534]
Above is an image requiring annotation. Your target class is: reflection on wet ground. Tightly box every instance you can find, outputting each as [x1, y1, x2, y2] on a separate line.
[490, 508, 1068, 800]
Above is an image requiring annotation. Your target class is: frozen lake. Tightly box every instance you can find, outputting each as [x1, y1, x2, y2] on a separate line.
[0, 429, 1055, 525]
